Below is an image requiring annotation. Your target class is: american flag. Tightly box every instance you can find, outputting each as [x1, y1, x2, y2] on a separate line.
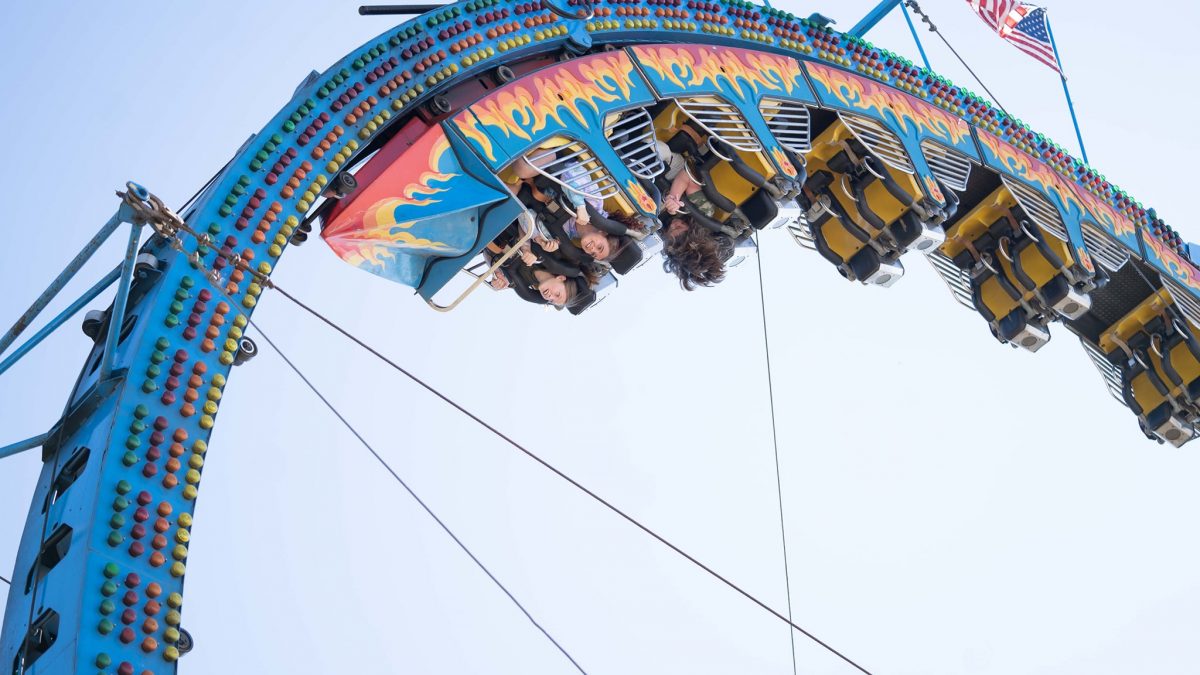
[966, 1, 1061, 73]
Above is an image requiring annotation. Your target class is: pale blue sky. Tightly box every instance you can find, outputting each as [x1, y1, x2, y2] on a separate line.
[3, 2, 1200, 673]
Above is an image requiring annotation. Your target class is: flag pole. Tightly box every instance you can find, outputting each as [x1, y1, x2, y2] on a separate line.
[1045, 15, 1089, 164]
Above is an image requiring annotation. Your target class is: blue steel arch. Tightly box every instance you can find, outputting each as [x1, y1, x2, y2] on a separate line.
[2, 3, 1197, 674]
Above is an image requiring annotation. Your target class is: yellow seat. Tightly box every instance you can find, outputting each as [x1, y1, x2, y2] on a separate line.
[802, 120, 925, 263]
[940, 184, 1076, 321]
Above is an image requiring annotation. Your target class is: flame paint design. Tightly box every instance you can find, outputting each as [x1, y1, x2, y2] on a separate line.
[633, 45, 806, 102]
[806, 63, 969, 147]
[1076, 246, 1095, 274]
[453, 111, 497, 163]
[455, 53, 639, 161]
[1073, 184, 1136, 238]
[1144, 235, 1200, 290]
[626, 179, 657, 215]
[977, 131, 1085, 223]
[332, 224, 454, 268]
[979, 131, 1140, 267]
[770, 146, 797, 178]
[975, 131, 1133, 239]
[923, 175, 945, 204]
[323, 130, 458, 269]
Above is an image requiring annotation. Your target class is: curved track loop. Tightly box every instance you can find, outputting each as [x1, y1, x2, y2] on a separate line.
[2, 3, 1196, 673]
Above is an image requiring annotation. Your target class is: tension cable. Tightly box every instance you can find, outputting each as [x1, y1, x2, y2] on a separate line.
[753, 234, 798, 675]
[252, 322, 588, 674]
[132, 188, 874, 674]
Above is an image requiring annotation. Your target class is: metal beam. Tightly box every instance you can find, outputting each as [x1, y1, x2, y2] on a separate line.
[0, 266, 122, 378]
[97, 223, 142, 382]
[0, 211, 126, 357]
[359, 4, 446, 15]
[848, 0, 902, 38]
[0, 433, 48, 461]
[899, 1, 932, 70]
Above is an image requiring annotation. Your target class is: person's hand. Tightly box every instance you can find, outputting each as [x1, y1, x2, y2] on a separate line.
[535, 235, 560, 252]
[575, 205, 590, 227]
[520, 246, 537, 266]
[490, 269, 509, 290]
[664, 194, 683, 215]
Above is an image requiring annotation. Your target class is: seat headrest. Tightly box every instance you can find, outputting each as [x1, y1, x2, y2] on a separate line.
[567, 287, 597, 315]
[609, 240, 644, 275]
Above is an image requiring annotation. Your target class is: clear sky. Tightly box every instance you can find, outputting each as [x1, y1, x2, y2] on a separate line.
[2, 2, 1200, 674]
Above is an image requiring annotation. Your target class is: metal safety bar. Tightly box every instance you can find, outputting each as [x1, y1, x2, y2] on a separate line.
[427, 211, 538, 312]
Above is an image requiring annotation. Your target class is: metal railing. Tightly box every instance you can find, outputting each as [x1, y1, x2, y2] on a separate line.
[1165, 278, 1200, 328]
[786, 211, 817, 251]
[1081, 338, 1125, 403]
[604, 108, 664, 180]
[525, 140, 620, 201]
[1002, 175, 1070, 244]
[919, 139, 972, 192]
[1079, 221, 1130, 272]
[427, 211, 538, 312]
[676, 96, 762, 152]
[926, 250, 976, 310]
[839, 112, 914, 173]
[761, 98, 812, 153]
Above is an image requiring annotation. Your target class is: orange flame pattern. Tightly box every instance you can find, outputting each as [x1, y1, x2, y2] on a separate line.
[806, 63, 969, 147]
[453, 110, 496, 163]
[324, 131, 458, 268]
[770, 146, 797, 178]
[1072, 182, 1137, 238]
[1076, 246, 1096, 274]
[632, 45, 806, 101]
[977, 131, 1085, 221]
[1144, 235, 1200, 290]
[453, 52, 640, 163]
[923, 175, 945, 204]
[337, 225, 454, 268]
[626, 179, 657, 215]
[975, 131, 1134, 239]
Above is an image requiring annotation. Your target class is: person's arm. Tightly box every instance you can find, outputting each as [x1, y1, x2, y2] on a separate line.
[518, 242, 537, 266]
[489, 267, 510, 290]
[541, 216, 592, 265]
[664, 170, 695, 214]
[535, 245, 583, 278]
[584, 203, 628, 236]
